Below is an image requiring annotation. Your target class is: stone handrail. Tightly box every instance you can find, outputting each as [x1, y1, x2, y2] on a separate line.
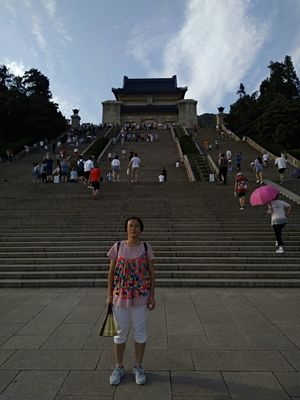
[207, 154, 219, 177]
[183, 155, 196, 182]
[221, 125, 240, 142]
[171, 125, 195, 181]
[170, 126, 184, 162]
[97, 138, 112, 162]
[222, 125, 300, 168]
[285, 153, 300, 168]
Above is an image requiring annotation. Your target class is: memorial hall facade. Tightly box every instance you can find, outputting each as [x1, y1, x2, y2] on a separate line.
[102, 75, 197, 129]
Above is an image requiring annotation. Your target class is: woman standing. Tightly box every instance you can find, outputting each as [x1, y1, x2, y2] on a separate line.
[107, 217, 155, 385]
[267, 195, 291, 253]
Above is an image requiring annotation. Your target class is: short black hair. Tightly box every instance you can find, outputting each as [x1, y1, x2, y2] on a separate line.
[124, 216, 144, 232]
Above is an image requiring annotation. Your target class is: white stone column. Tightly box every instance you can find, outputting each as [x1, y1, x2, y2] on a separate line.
[177, 99, 198, 129]
[102, 101, 122, 125]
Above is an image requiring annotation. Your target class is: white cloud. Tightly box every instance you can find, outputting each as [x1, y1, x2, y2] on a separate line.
[42, 0, 56, 18]
[152, 0, 269, 113]
[41, 0, 72, 47]
[5, 60, 28, 76]
[52, 95, 75, 118]
[291, 46, 300, 74]
[126, 23, 169, 69]
[31, 14, 48, 53]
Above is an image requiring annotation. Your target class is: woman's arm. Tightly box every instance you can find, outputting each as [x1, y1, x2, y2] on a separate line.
[147, 260, 156, 310]
[106, 258, 116, 305]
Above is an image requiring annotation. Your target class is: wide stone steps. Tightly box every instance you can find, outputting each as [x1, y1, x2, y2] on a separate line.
[1, 278, 300, 288]
[1, 269, 300, 279]
[0, 262, 299, 271]
[1, 127, 299, 287]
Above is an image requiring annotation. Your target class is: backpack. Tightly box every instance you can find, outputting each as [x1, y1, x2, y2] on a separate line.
[237, 177, 248, 191]
[77, 160, 84, 173]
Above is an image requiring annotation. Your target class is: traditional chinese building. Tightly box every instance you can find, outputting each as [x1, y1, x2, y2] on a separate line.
[102, 75, 197, 128]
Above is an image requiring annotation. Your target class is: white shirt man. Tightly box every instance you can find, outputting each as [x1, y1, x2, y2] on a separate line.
[158, 174, 165, 183]
[84, 158, 94, 172]
[275, 156, 287, 170]
[275, 156, 287, 183]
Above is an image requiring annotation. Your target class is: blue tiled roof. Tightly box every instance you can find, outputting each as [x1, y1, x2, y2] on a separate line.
[112, 75, 187, 98]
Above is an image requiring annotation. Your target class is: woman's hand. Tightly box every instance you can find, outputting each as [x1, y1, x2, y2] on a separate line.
[106, 295, 113, 306]
[147, 295, 156, 311]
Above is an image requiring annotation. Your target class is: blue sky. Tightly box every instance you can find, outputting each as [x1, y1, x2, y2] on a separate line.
[1, 0, 300, 123]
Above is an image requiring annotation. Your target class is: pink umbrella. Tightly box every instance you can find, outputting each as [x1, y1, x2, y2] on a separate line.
[250, 185, 280, 206]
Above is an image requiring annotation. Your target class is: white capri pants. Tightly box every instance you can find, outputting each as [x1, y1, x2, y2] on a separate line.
[113, 305, 148, 344]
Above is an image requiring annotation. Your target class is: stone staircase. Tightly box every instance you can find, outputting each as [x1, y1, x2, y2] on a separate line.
[0, 129, 299, 287]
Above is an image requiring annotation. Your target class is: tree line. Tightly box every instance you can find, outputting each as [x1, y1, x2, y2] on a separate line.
[225, 55, 300, 158]
[0, 65, 67, 157]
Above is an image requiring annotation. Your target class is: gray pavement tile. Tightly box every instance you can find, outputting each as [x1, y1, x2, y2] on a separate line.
[203, 324, 252, 350]
[165, 294, 205, 335]
[227, 305, 266, 321]
[56, 397, 111, 400]
[83, 335, 115, 350]
[191, 350, 294, 371]
[41, 324, 94, 349]
[190, 290, 223, 306]
[217, 292, 253, 307]
[78, 292, 107, 306]
[0, 371, 19, 394]
[0, 324, 24, 346]
[21, 293, 61, 306]
[236, 320, 280, 335]
[256, 305, 300, 324]
[114, 371, 171, 400]
[58, 371, 114, 396]
[223, 371, 290, 400]
[144, 333, 168, 350]
[245, 333, 297, 350]
[0, 300, 25, 318]
[1, 349, 101, 370]
[276, 324, 300, 347]
[281, 351, 300, 371]
[0, 370, 68, 400]
[97, 349, 194, 371]
[171, 371, 228, 397]
[2, 335, 48, 349]
[0, 351, 15, 368]
[0, 306, 45, 324]
[18, 315, 67, 336]
[172, 397, 231, 400]
[167, 335, 211, 350]
[64, 306, 102, 324]
[274, 372, 300, 397]
[195, 306, 235, 324]
[244, 291, 281, 306]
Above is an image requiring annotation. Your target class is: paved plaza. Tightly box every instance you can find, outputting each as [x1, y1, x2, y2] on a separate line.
[0, 287, 300, 399]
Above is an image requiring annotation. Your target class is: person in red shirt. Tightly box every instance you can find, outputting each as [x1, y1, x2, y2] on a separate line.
[88, 165, 102, 200]
[234, 172, 248, 210]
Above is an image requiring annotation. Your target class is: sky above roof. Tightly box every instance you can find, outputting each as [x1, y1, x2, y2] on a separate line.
[1, 0, 300, 123]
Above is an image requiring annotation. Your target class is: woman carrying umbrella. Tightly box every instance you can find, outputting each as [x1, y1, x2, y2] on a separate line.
[250, 185, 292, 253]
[267, 195, 291, 253]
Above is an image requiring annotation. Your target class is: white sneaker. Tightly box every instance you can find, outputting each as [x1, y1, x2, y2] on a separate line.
[109, 366, 125, 385]
[276, 246, 284, 254]
[275, 241, 278, 247]
[133, 367, 146, 385]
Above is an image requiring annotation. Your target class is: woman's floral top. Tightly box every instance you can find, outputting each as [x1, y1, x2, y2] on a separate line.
[107, 241, 155, 308]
